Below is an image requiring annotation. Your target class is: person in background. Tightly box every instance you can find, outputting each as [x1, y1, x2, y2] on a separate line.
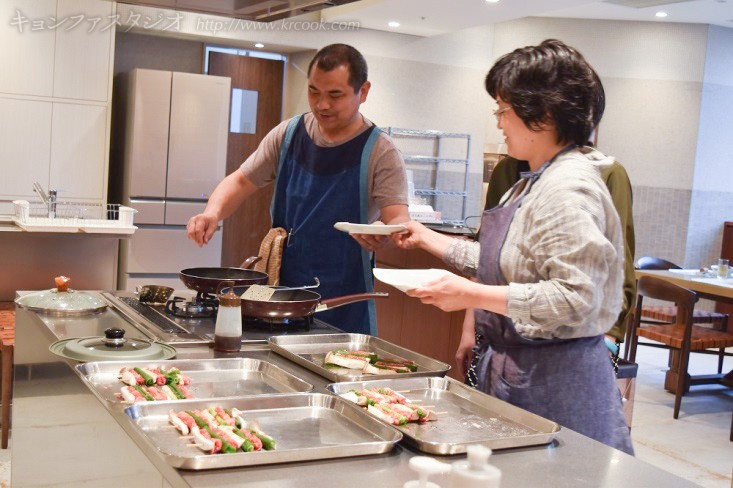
[392, 39, 633, 454]
[187, 44, 409, 335]
[458, 155, 635, 384]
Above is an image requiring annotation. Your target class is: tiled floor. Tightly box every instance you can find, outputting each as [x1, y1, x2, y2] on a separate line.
[0, 338, 730, 486]
[630, 346, 733, 487]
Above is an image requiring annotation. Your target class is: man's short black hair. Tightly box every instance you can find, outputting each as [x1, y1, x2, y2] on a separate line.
[308, 44, 368, 93]
[485, 39, 605, 146]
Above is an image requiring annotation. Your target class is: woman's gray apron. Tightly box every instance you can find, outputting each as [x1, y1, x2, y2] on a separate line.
[474, 163, 634, 455]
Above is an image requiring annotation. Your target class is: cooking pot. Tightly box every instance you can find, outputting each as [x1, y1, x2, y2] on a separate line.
[224, 286, 388, 319]
[15, 277, 107, 316]
[179, 256, 268, 295]
[49, 327, 176, 362]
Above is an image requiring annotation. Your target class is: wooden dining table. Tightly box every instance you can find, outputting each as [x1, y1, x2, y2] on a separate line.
[634, 269, 733, 305]
[633, 269, 733, 394]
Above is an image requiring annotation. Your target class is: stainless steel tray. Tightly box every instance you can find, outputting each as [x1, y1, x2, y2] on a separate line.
[76, 358, 313, 410]
[268, 333, 451, 382]
[327, 377, 560, 455]
[124, 393, 403, 469]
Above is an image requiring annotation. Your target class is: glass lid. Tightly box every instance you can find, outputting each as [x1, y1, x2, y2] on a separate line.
[15, 276, 107, 316]
[50, 328, 177, 362]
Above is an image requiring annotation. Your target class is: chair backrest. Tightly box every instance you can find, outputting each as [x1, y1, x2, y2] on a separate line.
[636, 256, 682, 270]
[634, 276, 698, 326]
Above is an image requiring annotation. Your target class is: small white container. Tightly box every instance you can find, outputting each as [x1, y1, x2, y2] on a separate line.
[450, 445, 502, 488]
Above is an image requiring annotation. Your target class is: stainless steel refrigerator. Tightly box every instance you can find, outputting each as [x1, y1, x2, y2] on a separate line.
[113, 68, 231, 290]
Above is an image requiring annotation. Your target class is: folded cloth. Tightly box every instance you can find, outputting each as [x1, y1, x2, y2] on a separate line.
[254, 228, 287, 285]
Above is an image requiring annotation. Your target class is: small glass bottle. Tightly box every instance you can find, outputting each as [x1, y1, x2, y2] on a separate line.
[214, 282, 242, 352]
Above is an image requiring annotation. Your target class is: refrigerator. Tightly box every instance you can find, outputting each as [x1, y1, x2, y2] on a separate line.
[113, 68, 231, 290]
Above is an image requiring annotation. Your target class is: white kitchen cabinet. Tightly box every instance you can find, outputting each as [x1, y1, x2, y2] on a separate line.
[49, 103, 108, 200]
[0, 98, 52, 200]
[0, 0, 56, 97]
[53, 0, 115, 101]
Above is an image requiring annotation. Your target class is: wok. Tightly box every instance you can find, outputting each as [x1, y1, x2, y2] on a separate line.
[224, 286, 388, 319]
[180, 256, 268, 295]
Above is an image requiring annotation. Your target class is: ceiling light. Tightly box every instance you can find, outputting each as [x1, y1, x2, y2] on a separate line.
[655, 11, 668, 17]
[485, 0, 500, 3]
[388, 21, 400, 28]
[255, 42, 264, 48]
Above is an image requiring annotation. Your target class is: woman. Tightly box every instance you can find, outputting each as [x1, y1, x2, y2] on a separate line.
[393, 39, 633, 454]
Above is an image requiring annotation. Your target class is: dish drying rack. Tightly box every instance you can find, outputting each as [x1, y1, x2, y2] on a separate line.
[12, 200, 137, 234]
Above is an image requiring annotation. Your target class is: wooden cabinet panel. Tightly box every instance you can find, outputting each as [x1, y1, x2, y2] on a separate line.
[49, 103, 107, 200]
[0, 0, 56, 97]
[53, 0, 114, 101]
[716, 222, 733, 318]
[375, 246, 407, 268]
[400, 295, 454, 366]
[447, 311, 467, 381]
[0, 98, 52, 200]
[375, 245, 470, 378]
[375, 277, 404, 345]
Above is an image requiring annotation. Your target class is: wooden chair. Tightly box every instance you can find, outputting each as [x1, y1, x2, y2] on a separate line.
[0, 303, 14, 449]
[630, 256, 729, 372]
[627, 276, 733, 419]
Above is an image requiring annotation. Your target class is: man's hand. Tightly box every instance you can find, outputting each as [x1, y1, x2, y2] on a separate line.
[187, 212, 219, 247]
[350, 221, 391, 252]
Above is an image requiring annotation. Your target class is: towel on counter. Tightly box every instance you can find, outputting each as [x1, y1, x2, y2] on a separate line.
[254, 228, 287, 286]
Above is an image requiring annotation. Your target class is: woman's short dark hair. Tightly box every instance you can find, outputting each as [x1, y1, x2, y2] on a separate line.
[485, 39, 605, 146]
[308, 44, 368, 93]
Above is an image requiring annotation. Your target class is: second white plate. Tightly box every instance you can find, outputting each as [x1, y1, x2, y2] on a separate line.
[334, 222, 407, 235]
[373, 268, 456, 293]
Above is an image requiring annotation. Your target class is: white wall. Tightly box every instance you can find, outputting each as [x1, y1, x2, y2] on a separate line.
[489, 17, 708, 192]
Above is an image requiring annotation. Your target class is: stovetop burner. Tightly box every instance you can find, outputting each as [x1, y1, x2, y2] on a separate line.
[166, 294, 218, 319]
[108, 291, 341, 345]
[244, 314, 313, 331]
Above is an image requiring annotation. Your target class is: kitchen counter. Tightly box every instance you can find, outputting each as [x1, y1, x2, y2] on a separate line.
[12, 302, 699, 488]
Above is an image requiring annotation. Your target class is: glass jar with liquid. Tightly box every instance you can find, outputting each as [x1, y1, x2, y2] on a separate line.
[214, 281, 242, 352]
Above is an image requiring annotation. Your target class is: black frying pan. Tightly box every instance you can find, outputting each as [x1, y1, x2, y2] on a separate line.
[180, 256, 268, 295]
[224, 285, 388, 319]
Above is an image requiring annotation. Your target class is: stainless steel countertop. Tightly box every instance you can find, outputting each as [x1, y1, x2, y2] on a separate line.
[12, 303, 699, 488]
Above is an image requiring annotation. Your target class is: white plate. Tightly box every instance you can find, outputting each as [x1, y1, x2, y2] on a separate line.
[668, 268, 705, 276]
[373, 268, 456, 293]
[333, 222, 407, 235]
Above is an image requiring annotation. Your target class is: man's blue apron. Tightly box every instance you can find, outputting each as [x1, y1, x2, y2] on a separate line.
[474, 156, 634, 455]
[271, 114, 380, 335]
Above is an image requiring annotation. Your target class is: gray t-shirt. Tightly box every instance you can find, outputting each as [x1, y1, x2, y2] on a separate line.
[240, 113, 408, 222]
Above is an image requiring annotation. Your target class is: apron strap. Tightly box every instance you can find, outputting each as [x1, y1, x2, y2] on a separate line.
[270, 114, 303, 220]
[360, 126, 382, 336]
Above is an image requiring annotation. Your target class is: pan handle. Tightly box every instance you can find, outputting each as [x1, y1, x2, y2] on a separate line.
[316, 292, 389, 312]
[240, 256, 262, 269]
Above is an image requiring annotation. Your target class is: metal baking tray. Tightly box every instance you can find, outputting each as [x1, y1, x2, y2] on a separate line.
[268, 333, 451, 382]
[327, 377, 560, 455]
[124, 393, 403, 470]
[76, 358, 313, 410]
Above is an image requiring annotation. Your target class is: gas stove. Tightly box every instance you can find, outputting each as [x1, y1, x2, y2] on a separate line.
[102, 291, 341, 346]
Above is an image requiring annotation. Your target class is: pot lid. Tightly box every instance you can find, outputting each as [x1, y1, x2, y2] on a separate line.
[15, 276, 107, 316]
[49, 328, 177, 362]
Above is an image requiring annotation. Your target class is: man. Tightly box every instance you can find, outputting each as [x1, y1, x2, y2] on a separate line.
[457, 155, 635, 383]
[187, 44, 409, 335]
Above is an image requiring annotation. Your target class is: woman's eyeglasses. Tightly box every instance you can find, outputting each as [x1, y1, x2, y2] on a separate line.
[493, 106, 512, 120]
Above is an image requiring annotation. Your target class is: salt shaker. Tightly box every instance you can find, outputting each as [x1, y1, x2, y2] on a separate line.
[214, 281, 242, 352]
